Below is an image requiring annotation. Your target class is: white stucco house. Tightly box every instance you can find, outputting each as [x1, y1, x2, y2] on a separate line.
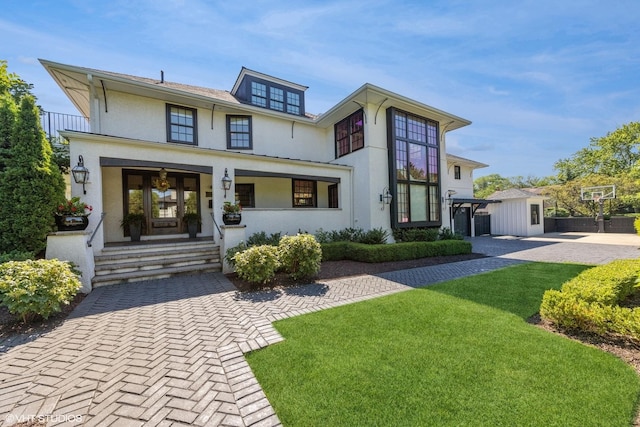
[486, 188, 547, 236]
[41, 59, 490, 286]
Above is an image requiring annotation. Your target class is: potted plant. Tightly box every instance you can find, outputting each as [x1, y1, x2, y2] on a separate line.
[222, 202, 242, 225]
[120, 212, 146, 241]
[182, 212, 201, 238]
[55, 197, 93, 231]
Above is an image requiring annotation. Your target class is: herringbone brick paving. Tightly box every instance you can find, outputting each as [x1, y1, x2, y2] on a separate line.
[1, 234, 637, 426]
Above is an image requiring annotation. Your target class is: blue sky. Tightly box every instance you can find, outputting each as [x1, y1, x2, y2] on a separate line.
[2, 0, 639, 179]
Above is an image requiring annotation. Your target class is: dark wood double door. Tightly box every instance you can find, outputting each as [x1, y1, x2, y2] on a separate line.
[124, 170, 200, 236]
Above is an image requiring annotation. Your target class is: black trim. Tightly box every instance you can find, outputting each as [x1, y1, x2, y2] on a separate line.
[292, 179, 317, 208]
[166, 104, 198, 145]
[235, 169, 340, 183]
[236, 75, 305, 117]
[226, 115, 253, 149]
[100, 157, 212, 174]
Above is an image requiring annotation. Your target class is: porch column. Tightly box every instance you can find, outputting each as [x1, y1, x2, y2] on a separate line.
[220, 225, 246, 274]
[46, 231, 95, 293]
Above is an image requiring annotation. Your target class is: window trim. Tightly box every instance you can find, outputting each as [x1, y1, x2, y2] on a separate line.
[235, 183, 255, 208]
[335, 109, 365, 158]
[226, 115, 253, 150]
[387, 107, 441, 229]
[292, 179, 317, 208]
[245, 76, 305, 116]
[531, 204, 540, 225]
[166, 104, 198, 145]
[328, 183, 339, 209]
[454, 165, 461, 180]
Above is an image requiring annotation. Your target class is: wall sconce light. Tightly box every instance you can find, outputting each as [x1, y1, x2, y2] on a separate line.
[379, 187, 392, 209]
[71, 155, 90, 194]
[221, 168, 232, 198]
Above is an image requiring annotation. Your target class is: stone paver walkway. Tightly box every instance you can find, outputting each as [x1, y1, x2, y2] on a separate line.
[0, 233, 638, 426]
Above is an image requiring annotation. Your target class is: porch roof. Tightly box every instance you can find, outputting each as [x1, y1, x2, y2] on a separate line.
[450, 198, 501, 216]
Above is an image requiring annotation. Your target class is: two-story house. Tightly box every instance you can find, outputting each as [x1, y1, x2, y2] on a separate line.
[41, 59, 489, 286]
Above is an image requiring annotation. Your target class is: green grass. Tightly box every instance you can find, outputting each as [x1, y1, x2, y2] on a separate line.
[246, 263, 640, 426]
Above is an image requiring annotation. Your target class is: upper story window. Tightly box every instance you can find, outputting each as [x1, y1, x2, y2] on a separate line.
[287, 92, 300, 115]
[454, 165, 461, 180]
[166, 104, 197, 145]
[335, 110, 364, 158]
[270, 87, 284, 111]
[251, 82, 267, 107]
[234, 71, 306, 117]
[227, 115, 252, 149]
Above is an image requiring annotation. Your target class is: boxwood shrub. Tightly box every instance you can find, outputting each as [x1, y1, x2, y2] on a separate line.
[321, 240, 471, 262]
[232, 245, 280, 284]
[540, 259, 640, 342]
[0, 259, 82, 322]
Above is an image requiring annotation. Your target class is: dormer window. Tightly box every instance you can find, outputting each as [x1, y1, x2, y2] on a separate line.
[232, 68, 307, 117]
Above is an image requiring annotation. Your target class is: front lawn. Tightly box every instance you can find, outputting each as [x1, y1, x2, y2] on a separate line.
[246, 263, 640, 426]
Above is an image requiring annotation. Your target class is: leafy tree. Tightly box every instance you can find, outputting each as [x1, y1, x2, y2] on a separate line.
[0, 95, 65, 254]
[553, 122, 640, 179]
[474, 174, 512, 198]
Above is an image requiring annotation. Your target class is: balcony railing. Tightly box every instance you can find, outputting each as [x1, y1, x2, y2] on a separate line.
[40, 111, 90, 140]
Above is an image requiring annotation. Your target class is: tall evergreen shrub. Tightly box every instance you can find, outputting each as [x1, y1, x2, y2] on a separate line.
[0, 96, 65, 254]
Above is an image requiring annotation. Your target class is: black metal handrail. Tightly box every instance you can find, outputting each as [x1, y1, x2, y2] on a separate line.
[88, 213, 106, 247]
[211, 212, 223, 241]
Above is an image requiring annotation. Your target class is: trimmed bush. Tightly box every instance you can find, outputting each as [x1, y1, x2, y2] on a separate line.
[635, 217, 640, 236]
[0, 259, 81, 322]
[392, 228, 439, 242]
[247, 231, 282, 247]
[315, 227, 389, 244]
[278, 234, 322, 280]
[321, 240, 471, 262]
[540, 259, 640, 342]
[232, 245, 280, 284]
[224, 241, 248, 267]
[0, 250, 34, 263]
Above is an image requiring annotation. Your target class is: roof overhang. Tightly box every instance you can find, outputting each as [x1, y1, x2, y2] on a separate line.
[446, 154, 489, 170]
[451, 198, 501, 216]
[315, 83, 471, 131]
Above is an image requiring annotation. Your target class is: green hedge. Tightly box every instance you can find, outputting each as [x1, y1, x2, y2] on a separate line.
[321, 240, 471, 263]
[540, 259, 640, 342]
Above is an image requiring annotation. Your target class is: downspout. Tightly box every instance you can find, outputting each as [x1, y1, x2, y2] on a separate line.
[350, 166, 355, 228]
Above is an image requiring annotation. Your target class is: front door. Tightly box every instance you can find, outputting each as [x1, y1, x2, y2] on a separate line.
[124, 170, 200, 236]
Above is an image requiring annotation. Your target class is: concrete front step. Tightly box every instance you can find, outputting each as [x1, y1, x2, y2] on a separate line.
[93, 240, 223, 287]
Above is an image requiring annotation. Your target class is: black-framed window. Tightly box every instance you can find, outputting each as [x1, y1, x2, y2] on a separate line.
[227, 116, 252, 149]
[270, 87, 284, 111]
[328, 184, 338, 208]
[454, 165, 461, 180]
[166, 104, 197, 145]
[531, 204, 540, 225]
[251, 82, 267, 107]
[335, 110, 364, 158]
[287, 92, 300, 115]
[387, 107, 441, 227]
[236, 184, 255, 208]
[293, 179, 316, 207]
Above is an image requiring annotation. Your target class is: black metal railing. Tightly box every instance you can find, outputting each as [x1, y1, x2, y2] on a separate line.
[40, 111, 90, 140]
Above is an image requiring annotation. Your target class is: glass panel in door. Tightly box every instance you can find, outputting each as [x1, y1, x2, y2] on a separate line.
[151, 175, 180, 234]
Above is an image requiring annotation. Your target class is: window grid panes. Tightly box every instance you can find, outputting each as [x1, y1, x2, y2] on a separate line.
[390, 108, 440, 225]
[235, 184, 255, 208]
[227, 116, 252, 149]
[251, 82, 267, 107]
[335, 110, 364, 158]
[167, 105, 197, 145]
[270, 87, 284, 111]
[293, 179, 316, 207]
[287, 92, 300, 115]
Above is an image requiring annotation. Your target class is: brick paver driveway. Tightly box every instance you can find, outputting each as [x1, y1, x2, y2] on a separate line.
[0, 273, 408, 426]
[0, 232, 638, 426]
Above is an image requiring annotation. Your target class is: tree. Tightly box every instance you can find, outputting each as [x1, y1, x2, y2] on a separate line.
[0, 95, 66, 254]
[553, 122, 640, 179]
[473, 174, 512, 199]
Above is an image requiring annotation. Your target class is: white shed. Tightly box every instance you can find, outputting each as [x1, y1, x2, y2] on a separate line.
[486, 189, 547, 236]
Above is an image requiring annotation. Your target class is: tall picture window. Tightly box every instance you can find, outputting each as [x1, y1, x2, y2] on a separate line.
[387, 107, 440, 227]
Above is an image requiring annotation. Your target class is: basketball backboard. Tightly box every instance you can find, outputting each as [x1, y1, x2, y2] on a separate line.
[581, 185, 616, 202]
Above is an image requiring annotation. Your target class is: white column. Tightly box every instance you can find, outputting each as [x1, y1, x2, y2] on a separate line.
[46, 231, 95, 293]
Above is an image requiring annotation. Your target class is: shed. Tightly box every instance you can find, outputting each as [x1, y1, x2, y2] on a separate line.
[486, 188, 548, 236]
